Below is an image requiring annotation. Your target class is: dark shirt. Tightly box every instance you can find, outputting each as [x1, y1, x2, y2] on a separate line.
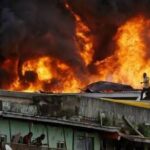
[32, 137, 42, 146]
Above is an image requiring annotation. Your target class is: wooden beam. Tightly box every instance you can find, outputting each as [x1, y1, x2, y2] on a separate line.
[122, 116, 144, 137]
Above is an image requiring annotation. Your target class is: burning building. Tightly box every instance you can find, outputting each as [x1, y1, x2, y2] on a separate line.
[1, 0, 150, 93]
[0, 91, 150, 149]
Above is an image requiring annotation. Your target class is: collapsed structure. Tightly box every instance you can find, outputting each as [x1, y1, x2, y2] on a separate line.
[0, 90, 150, 150]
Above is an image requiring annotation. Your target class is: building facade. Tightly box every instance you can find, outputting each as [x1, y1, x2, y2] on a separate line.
[0, 118, 101, 150]
[0, 90, 150, 150]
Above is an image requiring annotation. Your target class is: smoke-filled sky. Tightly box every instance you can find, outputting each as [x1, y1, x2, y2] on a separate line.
[1, 0, 150, 63]
[69, 0, 150, 59]
[1, 0, 150, 91]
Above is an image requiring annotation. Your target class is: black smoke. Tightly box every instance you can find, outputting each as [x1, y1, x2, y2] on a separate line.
[1, 0, 150, 90]
[67, 0, 150, 61]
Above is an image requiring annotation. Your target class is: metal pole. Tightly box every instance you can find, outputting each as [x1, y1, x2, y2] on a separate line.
[8, 119, 11, 143]
[63, 127, 67, 150]
[46, 125, 50, 148]
[72, 129, 74, 150]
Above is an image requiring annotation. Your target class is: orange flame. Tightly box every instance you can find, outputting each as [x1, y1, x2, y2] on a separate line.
[10, 56, 82, 93]
[22, 57, 53, 81]
[95, 16, 150, 88]
[65, 2, 94, 65]
[5, 4, 150, 93]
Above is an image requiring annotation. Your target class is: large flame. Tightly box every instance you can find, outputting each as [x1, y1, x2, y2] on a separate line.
[8, 2, 94, 93]
[3, 3, 150, 93]
[96, 15, 150, 88]
[10, 56, 82, 93]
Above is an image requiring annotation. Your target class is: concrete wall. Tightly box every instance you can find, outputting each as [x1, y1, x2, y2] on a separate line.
[33, 95, 150, 125]
[1, 93, 150, 125]
[79, 96, 150, 124]
[2, 101, 37, 116]
[32, 95, 80, 117]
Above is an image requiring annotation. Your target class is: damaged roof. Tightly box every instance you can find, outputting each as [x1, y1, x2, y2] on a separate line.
[84, 81, 134, 92]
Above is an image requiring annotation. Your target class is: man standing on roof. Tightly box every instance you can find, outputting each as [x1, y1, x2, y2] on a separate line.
[140, 72, 150, 100]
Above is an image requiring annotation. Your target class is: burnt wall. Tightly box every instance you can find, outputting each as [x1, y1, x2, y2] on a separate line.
[0, 92, 150, 125]
[32, 95, 80, 118]
[79, 96, 150, 125]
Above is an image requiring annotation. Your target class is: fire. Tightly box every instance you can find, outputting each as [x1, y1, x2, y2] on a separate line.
[96, 16, 150, 88]
[65, 2, 94, 65]
[10, 56, 82, 93]
[75, 15, 94, 65]
[2, 1, 150, 93]
[22, 57, 53, 81]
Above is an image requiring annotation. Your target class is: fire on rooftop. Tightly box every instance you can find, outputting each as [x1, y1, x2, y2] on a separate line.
[1, 0, 150, 93]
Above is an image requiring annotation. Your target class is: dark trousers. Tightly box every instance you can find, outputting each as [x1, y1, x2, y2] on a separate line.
[140, 88, 149, 100]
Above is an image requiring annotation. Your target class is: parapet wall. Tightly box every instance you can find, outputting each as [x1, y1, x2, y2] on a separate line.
[0, 91, 149, 125]
[33, 94, 150, 125]
[79, 96, 150, 124]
